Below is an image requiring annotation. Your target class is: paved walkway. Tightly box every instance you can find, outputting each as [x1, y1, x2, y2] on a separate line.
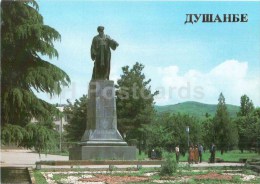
[0, 149, 244, 169]
[1, 149, 68, 167]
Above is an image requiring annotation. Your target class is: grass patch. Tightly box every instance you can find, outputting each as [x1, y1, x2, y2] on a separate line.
[52, 173, 68, 182]
[110, 172, 140, 177]
[139, 167, 160, 173]
[216, 150, 259, 162]
[52, 173, 85, 183]
[137, 152, 148, 160]
[43, 150, 69, 156]
[179, 150, 259, 162]
[113, 149, 259, 162]
[33, 170, 48, 184]
[57, 152, 69, 156]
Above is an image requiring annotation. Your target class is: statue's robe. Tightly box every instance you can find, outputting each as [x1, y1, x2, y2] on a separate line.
[91, 34, 118, 80]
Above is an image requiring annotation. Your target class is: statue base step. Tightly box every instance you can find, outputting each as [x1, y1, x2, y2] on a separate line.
[69, 145, 136, 160]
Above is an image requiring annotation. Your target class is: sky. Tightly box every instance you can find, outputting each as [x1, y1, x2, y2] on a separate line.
[37, 0, 260, 106]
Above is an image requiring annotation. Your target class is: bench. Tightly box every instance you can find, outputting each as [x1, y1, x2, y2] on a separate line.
[35, 160, 165, 170]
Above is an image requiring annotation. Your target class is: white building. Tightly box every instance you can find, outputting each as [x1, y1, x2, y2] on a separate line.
[31, 105, 68, 133]
[54, 105, 68, 133]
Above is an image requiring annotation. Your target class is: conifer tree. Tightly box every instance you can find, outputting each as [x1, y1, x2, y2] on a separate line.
[213, 93, 238, 154]
[1, 0, 70, 126]
[1, 0, 70, 153]
[115, 62, 158, 154]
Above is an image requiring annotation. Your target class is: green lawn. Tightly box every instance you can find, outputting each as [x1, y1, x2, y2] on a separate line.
[34, 170, 48, 184]
[179, 150, 260, 162]
[136, 150, 259, 162]
[51, 149, 259, 162]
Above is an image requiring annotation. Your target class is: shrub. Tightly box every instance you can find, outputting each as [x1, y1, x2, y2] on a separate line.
[160, 152, 178, 176]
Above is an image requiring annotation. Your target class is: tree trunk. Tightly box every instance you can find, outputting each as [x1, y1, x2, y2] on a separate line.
[221, 149, 224, 155]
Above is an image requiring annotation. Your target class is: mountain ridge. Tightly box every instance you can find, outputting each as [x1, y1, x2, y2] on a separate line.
[154, 101, 240, 119]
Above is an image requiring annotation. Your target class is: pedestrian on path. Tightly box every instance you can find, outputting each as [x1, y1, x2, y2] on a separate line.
[188, 144, 194, 164]
[210, 143, 216, 163]
[194, 145, 199, 164]
[151, 149, 157, 159]
[198, 144, 204, 163]
[175, 145, 180, 163]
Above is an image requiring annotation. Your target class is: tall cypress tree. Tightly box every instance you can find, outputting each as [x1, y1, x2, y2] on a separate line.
[213, 93, 238, 154]
[1, 0, 70, 126]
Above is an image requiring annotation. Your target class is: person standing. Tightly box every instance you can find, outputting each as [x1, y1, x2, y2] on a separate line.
[194, 145, 199, 164]
[198, 144, 204, 163]
[175, 145, 180, 163]
[151, 149, 157, 159]
[210, 143, 216, 163]
[188, 145, 194, 164]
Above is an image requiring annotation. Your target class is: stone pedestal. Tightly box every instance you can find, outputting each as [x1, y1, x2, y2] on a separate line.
[69, 80, 136, 160]
[69, 146, 136, 160]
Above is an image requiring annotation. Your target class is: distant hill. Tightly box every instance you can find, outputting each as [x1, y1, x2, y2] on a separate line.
[155, 101, 240, 119]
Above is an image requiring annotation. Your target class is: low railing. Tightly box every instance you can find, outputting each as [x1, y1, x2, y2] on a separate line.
[35, 160, 165, 170]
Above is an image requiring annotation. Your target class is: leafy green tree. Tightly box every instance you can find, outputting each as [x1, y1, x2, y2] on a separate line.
[213, 93, 238, 154]
[201, 117, 214, 150]
[253, 107, 260, 118]
[235, 105, 260, 153]
[1, 0, 70, 127]
[144, 112, 174, 154]
[253, 109, 260, 153]
[235, 95, 256, 152]
[234, 116, 250, 153]
[246, 115, 260, 153]
[238, 94, 254, 117]
[145, 112, 202, 156]
[115, 62, 158, 154]
[63, 95, 88, 142]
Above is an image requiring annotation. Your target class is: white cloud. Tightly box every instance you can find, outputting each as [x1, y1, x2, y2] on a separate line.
[38, 57, 259, 107]
[154, 59, 260, 106]
[209, 60, 247, 79]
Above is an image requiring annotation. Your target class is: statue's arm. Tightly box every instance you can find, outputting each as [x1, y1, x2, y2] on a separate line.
[90, 37, 96, 61]
[106, 35, 119, 50]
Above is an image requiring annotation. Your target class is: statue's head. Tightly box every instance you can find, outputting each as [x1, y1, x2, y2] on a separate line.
[97, 26, 104, 33]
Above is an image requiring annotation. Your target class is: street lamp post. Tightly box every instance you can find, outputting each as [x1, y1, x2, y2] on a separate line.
[60, 113, 62, 152]
[186, 126, 190, 148]
[59, 96, 62, 153]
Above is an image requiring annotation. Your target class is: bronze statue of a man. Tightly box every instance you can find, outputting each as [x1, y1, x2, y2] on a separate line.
[91, 26, 119, 80]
